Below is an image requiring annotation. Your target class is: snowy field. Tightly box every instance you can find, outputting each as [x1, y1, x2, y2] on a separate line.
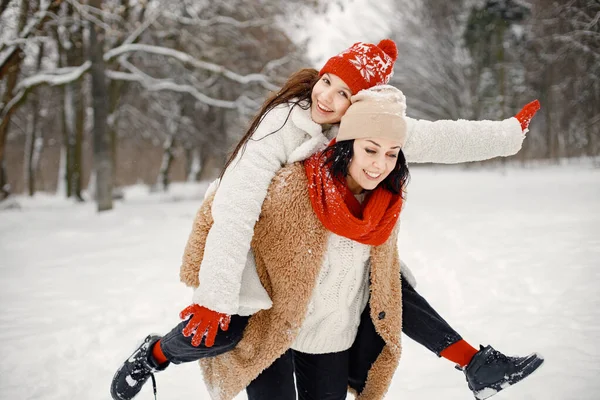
[1, 163, 599, 400]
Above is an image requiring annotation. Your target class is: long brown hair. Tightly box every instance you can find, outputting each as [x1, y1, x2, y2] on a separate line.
[219, 68, 321, 179]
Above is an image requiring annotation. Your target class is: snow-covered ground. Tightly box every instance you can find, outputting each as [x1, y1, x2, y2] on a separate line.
[1, 163, 599, 400]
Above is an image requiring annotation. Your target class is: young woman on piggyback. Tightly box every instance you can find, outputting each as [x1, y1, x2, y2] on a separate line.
[111, 40, 543, 400]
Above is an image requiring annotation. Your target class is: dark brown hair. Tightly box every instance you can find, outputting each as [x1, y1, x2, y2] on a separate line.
[219, 68, 321, 179]
[322, 140, 410, 197]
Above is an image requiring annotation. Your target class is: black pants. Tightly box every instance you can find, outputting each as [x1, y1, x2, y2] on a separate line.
[159, 317, 348, 399]
[159, 277, 462, 397]
[247, 349, 350, 400]
[400, 277, 462, 355]
[159, 314, 250, 363]
[348, 277, 462, 393]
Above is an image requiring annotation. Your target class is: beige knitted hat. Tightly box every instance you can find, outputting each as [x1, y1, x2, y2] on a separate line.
[337, 85, 407, 146]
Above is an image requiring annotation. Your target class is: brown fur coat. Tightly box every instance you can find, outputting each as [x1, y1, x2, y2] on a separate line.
[180, 162, 403, 400]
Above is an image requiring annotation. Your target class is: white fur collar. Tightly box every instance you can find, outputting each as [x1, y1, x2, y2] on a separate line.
[290, 102, 322, 138]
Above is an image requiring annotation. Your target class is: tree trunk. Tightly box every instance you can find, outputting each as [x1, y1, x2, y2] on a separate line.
[185, 147, 202, 182]
[72, 55, 85, 199]
[63, 5, 85, 201]
[62, 82, 74, 197]
[156, 136, 175, 191]
[24, 43, 45, 196]
[53, 20, 71, 197]
[73, 88, 85, 202]
[0, 0, 29, 200]
[154, 102, 180, 191]
[88, 2, 112, 211]
[496, 23, 506, 166]
[0, 55, 21, 199]
[547, 66, 558, 161]
[108, 79, 124, 190]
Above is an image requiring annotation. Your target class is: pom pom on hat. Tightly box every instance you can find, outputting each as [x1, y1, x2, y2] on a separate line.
[319, 39, 398, 94]
[377, 39, 398, 62]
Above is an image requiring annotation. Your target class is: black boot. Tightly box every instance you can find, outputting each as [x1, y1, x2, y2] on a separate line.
[110, 335, 170, 400]
[463, 345, 544, 400]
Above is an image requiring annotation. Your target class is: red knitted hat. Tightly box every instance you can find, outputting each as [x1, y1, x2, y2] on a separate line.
[319, 39, 398, 94]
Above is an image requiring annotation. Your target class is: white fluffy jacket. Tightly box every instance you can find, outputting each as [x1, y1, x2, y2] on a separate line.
[192, 101, 524, 315]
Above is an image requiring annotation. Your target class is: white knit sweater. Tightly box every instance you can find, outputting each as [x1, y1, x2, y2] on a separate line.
[292, 193, 372, 354]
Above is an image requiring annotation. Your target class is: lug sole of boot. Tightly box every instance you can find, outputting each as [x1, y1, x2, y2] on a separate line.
[473, 353, 544, 400]
[110, 334, 162, 400]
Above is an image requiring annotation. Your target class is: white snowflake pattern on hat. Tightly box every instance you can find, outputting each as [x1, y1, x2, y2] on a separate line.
[349, 55, 377, 81]
[372, 55, 393, 83]
[338, 43, 371, 59]
[373, 54, 392, 71]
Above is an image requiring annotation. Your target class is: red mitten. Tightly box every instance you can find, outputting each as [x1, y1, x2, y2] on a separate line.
[515, 100, 540, 131]
[180, 304, 231, 347]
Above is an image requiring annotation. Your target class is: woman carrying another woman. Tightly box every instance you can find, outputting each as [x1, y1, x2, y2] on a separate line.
[111, 39, 542, 400]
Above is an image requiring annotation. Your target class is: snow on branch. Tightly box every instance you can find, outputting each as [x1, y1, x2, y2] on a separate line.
[0, 0, 59, 70]
[552, 33, 600, 60]
[66, 0, 125, 25]
[103, 43, 278, 91]
[16, 61, 91, 91]
[1, 61, 90, 124]
[66, 0, 113, 33]
[261, 55, 294, 74]
[105, 70, 238, 109]
[162, 11, 271, 28]
[1, 36, 55, 48]
[121, 8, 161, 46]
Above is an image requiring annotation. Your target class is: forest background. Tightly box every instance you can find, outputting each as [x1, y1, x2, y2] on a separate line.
[1, 0, 598, 211]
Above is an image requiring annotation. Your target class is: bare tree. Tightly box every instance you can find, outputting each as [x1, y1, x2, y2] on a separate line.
[23, 42, 44, 196]
[88, 0, 112, 211]
[0, 0, 62, 199]
[388, 0, 479, 121]
[526, 0, 600, 159]
[0, 0, 30, 199]
[1, 0, 322, 202]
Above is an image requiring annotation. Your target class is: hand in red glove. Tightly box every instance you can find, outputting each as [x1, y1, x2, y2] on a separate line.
[180, 304, 231, 347]
[515, 100, 540, 131]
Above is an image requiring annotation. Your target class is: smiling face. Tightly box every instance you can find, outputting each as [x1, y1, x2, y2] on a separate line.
[346, 138, 403, 194]
[310, 73, 352, 125]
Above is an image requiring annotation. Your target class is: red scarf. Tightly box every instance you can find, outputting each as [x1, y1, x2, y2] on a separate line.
[304, 150, 403, 246]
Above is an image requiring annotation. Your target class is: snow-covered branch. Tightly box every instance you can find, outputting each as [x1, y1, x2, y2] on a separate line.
[121, 8, 161, 46]
[105, 70, 238, 109]
[1, 61, 90, 124]
[551, 33, 600, 60]
[0, 0, 60, 70]
[162, 11, 271, 28]
[66, 0, 125, 25]
[66, 0, 113, 33]
[16, 61, 91, 91]
[103, 43, 278, 91]
[1, 36, 55, 48]
[261, 55, 294, 74]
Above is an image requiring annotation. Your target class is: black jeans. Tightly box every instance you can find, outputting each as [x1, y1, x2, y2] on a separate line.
[247, 349, 350, 400]
[159, 314, 250, 363]
[348, 276, 462, 393]
[401, 276, 462, 355]
[159, 316, 349, 399]
[159, 277, 462, 397]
